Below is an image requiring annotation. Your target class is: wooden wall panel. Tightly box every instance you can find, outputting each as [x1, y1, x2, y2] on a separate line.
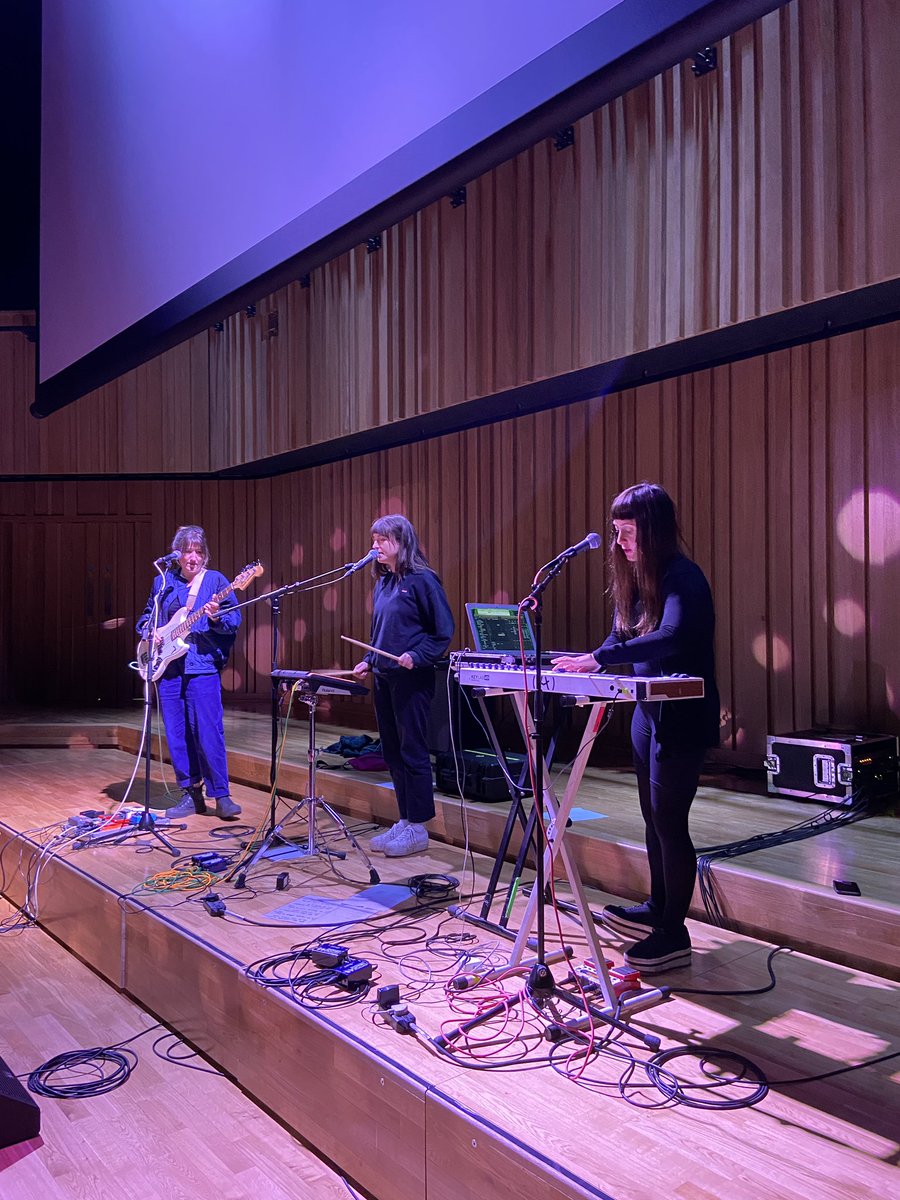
[3, 320, 899, 763]
[5, 1, 900, 477]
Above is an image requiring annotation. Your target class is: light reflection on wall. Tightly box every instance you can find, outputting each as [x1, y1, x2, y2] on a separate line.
[294, 617, 307, 644]
[221, 666, 242, 692]
[836, 488, 900, 565]
[829, 598, 867, 637]
[330, 527, 347, 552]
[752, 632, 792, 671]
[322, 587, 338, 613]
[291, 542, 304, 568]
[245, 619, 273, 676]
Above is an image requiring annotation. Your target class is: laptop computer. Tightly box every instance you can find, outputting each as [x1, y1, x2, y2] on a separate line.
[465, 603, 537, 655]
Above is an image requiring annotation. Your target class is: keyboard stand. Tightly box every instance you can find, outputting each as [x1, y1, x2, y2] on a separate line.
[459, 691, 564, 930]
[452, 684, 671, 1025]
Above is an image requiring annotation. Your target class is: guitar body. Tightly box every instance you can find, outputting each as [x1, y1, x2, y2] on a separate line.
[136, 606, 191, 682]
[135, 560, 264, 683]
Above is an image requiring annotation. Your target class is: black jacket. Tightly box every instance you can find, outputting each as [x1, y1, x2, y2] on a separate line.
[366, 569, 454, 673]
[592, 554, 720, 752]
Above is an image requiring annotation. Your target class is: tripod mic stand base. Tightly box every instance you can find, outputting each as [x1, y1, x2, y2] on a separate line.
[75, 817, 181, 858]
[526, 962, 556, 998]
[257, 840, 348, 864]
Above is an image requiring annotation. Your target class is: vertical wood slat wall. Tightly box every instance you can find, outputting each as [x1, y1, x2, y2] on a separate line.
[4, 0, 900, 478]
[2, 322, 898, 763]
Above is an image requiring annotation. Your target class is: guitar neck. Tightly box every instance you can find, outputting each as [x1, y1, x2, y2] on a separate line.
[175, 583, 233, 638]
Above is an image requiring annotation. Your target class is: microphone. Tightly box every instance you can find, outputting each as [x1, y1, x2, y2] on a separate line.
[344, 548, 379, 575]
[558, 532, 602, 560]
[154, 551, 180, 565]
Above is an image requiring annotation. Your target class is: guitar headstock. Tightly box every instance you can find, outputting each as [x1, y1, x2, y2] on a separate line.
[233, 561, 264, 592]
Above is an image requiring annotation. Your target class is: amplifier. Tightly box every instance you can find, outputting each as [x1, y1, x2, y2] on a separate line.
[765, 730, 899, 805]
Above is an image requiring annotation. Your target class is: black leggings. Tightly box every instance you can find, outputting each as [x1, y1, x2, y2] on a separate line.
[631, 705, 705, 933]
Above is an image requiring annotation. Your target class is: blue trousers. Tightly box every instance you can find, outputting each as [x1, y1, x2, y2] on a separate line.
[373, 668, 436, 824]
[631, 705, 706, 933]
[157, 671, 230, 799]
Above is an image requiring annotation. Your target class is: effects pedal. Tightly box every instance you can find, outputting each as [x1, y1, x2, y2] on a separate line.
[191, 852, 229, 873]
[332, 957, 373, 988]
[574, 960, 641, 999]
[310, 944, 349, 968]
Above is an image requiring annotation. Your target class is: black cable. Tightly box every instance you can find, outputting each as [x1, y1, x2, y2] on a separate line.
[406, 873, 459, 902]
[646, 1046, 769, 1109]
[27, 1046, 138, 1098]
[764, 1049, 900, 1087]
[151, 1032, 224, 1075]
[696, 790, 873, 926]
[672, 945, 789, 997]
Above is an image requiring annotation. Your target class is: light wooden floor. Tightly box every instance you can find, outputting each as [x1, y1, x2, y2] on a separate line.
[3, 704, 898, 978]
[0, 901, 358, 1200]
[1, 739, 899, 1200]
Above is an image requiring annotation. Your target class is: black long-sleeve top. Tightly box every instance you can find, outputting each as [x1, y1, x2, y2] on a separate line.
[366, 569, 454, 673]
[592, 553, 720, 752]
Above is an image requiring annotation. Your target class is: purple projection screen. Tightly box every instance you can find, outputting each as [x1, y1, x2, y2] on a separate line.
[37, 0, 781, 415]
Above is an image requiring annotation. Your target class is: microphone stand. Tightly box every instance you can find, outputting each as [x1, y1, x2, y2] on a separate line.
[79, 560, 181, 856]
[223, 558, 377, 847]
[518, 551, 573, 997]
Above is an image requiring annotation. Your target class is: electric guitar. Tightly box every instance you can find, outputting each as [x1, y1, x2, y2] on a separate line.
[136, 560, 264, 682]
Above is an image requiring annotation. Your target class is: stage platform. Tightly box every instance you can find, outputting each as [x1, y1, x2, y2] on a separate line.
[2, 704, 898, 979]
[1, 709, 899, 1200]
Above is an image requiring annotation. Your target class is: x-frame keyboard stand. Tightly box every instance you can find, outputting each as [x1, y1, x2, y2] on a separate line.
[464, 685, 670, 1023]
[462, 690, 564, 930]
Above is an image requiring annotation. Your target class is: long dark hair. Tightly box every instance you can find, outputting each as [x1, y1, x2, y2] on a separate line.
[609, 483, 681, 635]
[370, 514, 431, 578]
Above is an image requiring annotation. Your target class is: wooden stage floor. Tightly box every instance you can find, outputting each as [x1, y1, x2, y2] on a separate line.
[1, 708, 899, 1200]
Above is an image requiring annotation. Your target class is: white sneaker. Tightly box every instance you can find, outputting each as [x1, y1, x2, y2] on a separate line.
[370, 820, 408, 852]
[383, 823, 428, 858]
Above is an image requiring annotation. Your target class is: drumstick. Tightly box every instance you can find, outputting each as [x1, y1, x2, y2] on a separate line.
[313, 669, 363, 678]
[340, 634, 403, 664]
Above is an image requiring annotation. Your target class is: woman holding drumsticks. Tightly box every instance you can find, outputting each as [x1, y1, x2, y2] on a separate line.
[352, 515, 455, 858]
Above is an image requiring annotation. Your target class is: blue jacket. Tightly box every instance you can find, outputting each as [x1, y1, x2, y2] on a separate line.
[137, 568, 241, 676]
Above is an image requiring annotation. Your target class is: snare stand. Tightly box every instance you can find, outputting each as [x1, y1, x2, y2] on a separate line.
[242, 673, 379, 882]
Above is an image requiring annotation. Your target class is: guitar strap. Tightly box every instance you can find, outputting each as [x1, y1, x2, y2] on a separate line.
[184, 569, 207, 612]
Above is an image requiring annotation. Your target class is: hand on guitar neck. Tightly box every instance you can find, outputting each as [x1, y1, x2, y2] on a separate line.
[137, 560, 263, 682]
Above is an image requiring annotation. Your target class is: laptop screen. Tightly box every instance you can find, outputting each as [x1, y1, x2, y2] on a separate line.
[465, 603, 537, 653]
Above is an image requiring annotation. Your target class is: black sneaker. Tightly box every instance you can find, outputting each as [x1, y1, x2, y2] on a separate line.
[214, 795, 241, 821]
[601, 901, 659, 939]
[624, 928, 692, 974]
[167, 786, 207, 818]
